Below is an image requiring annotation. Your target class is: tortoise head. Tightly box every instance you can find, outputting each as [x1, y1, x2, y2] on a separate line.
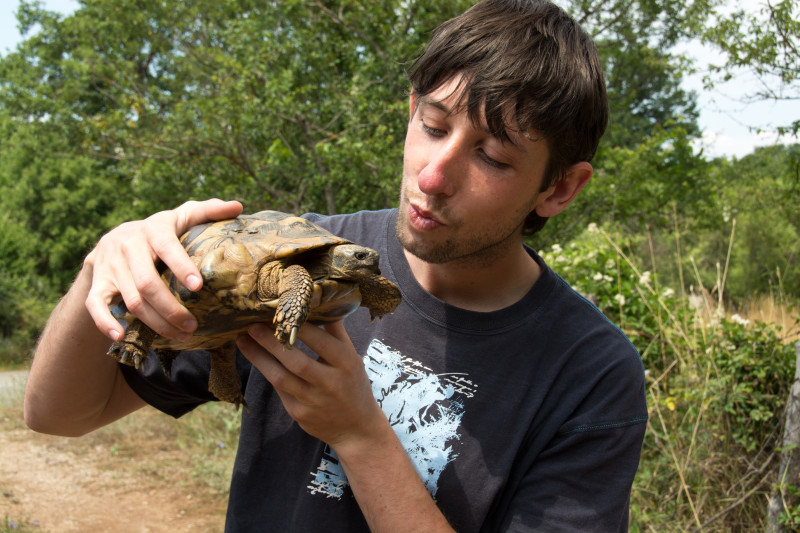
[327, 244, 381, 279]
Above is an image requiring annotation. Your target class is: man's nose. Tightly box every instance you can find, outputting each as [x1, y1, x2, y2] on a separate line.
[417, 140, 463, 197]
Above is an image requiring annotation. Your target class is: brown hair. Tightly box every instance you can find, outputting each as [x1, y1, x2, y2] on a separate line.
[407, 0, 608, 234]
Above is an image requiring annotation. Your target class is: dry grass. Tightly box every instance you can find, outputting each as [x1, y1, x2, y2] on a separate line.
[736, 294, 800, 344]
[686, 286, 800, 345]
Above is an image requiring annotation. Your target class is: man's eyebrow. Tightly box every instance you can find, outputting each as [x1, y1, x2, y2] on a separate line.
[416, 94, 450, 113]
[417, 93, 529, 153]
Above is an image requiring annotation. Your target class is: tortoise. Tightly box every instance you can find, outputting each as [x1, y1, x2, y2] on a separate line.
[108, 210, 402, 409]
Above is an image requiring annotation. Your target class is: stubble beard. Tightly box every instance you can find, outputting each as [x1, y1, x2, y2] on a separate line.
[395, 194, 530, 268]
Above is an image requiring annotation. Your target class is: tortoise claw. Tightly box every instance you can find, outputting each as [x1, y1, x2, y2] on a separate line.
[235, 397, 250, 413]
[108, 342, 147, 370]
[107, 319, 154, 370]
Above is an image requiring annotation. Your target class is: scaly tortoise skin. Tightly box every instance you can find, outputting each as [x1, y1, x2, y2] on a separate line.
[108, 210, 402, 409]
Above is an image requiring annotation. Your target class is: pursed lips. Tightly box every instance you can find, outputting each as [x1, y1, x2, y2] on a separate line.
[408, 201, 446, 230]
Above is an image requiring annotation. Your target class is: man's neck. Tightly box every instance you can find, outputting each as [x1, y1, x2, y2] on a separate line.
[403, 244, 541, 313]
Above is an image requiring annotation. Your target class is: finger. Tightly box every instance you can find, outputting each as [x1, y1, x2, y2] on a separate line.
[143, 222, 203, 292]
[322, 321, 354, 348]
[248, 323, 334, 382]
[119, 236, 196, 339]
[143, 199, 243, 293]
[84, 278, 126, 342]
[296, 322, 354, 367]
[175, 198, 243, 231]
[127, 199, 242, 330]
[237, 331, 310, 396]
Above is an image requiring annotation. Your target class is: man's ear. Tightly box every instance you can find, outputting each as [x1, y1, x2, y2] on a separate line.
[408, 90, 419, 123]
[534, 162, 593, 218]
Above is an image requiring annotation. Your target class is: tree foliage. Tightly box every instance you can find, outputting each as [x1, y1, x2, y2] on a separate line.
[701, 0, 800, 135]
[689, 144, 800, 300]
[3, 0, 475, 220]
[0, 0, 795, 334]
[0, 0, 708, 296]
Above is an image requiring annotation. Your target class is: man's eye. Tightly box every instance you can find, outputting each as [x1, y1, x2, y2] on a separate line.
[480, 150, 509, 169]
[422, 123, 445, 137]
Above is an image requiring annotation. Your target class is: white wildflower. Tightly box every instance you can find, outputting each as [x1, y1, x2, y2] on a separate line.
[614, 294, 626, 306]
[639, 271, 652, 287]
[587, 222, 599, 234]
[731, 314, 750, 326]
[721, 340, 737, 352]
[722, 205, 731, 223]
[593, 272, 604, 281]
[551, 244, 563, 254]
[688, 294, 704, 309]
[662, 288, 675, 298]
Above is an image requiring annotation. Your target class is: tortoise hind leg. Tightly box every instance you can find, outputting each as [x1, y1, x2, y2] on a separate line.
[108, 318, 156, 369]
[208, 342, 248, 411]
[156, 349, 181, 378]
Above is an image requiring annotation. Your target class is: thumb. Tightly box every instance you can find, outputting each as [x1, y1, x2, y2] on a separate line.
[176, 199, 244, 233]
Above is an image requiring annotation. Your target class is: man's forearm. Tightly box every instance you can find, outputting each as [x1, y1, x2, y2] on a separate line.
[335, 420, 455, 533]
[24, 266, 145, 436]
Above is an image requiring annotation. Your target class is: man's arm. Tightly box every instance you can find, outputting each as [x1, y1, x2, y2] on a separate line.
[24, 266, 147, 436]
[237, 322, 455, 533]
[24, 199, 243, 436]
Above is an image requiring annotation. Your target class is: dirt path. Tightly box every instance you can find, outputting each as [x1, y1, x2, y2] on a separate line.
[1, 371, 227, 532]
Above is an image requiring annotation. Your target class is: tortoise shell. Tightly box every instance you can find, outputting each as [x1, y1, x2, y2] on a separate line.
[109, 210, 402, 407]
[157, 210, 370, 351]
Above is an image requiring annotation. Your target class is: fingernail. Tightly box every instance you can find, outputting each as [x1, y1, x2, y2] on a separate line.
[182, 318, 197, 332]
[108, 329, 121, 341]
[186, 275, 201, 291]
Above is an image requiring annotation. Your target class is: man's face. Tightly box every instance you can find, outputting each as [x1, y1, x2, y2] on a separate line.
[396, 76, 552, 266]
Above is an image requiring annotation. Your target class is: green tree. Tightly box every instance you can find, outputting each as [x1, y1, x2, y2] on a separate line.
[701, 0, 800, 135]
[688, 144, 800, 301]
[0, 0, 745, 355]
[4, 0, 474, 220]
[536, 0, 709, 244]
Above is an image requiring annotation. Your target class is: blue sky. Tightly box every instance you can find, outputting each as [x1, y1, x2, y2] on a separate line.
[1, 0, 797, 159]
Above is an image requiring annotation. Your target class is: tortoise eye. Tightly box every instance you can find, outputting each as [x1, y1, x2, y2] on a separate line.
[355, 252, 368, 261]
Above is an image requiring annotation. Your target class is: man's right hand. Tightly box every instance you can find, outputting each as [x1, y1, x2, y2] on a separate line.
[83, 198, 243, 344]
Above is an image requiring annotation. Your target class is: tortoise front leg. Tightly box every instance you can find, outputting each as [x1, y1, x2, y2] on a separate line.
[357, 274, 402, 320]
[273, 264, 314, 348]
[108, 318, 156, 369]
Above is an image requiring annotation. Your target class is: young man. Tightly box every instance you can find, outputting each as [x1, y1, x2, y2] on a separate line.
[25, 0, 647, 531]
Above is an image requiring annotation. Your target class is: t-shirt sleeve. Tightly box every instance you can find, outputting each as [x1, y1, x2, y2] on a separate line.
[492, 421, 646, 531]
[482, 337, 647, 532]
[120, 348, 251, 418]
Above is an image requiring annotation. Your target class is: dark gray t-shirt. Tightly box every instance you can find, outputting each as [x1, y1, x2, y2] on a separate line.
[122, 209, 647, 532]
